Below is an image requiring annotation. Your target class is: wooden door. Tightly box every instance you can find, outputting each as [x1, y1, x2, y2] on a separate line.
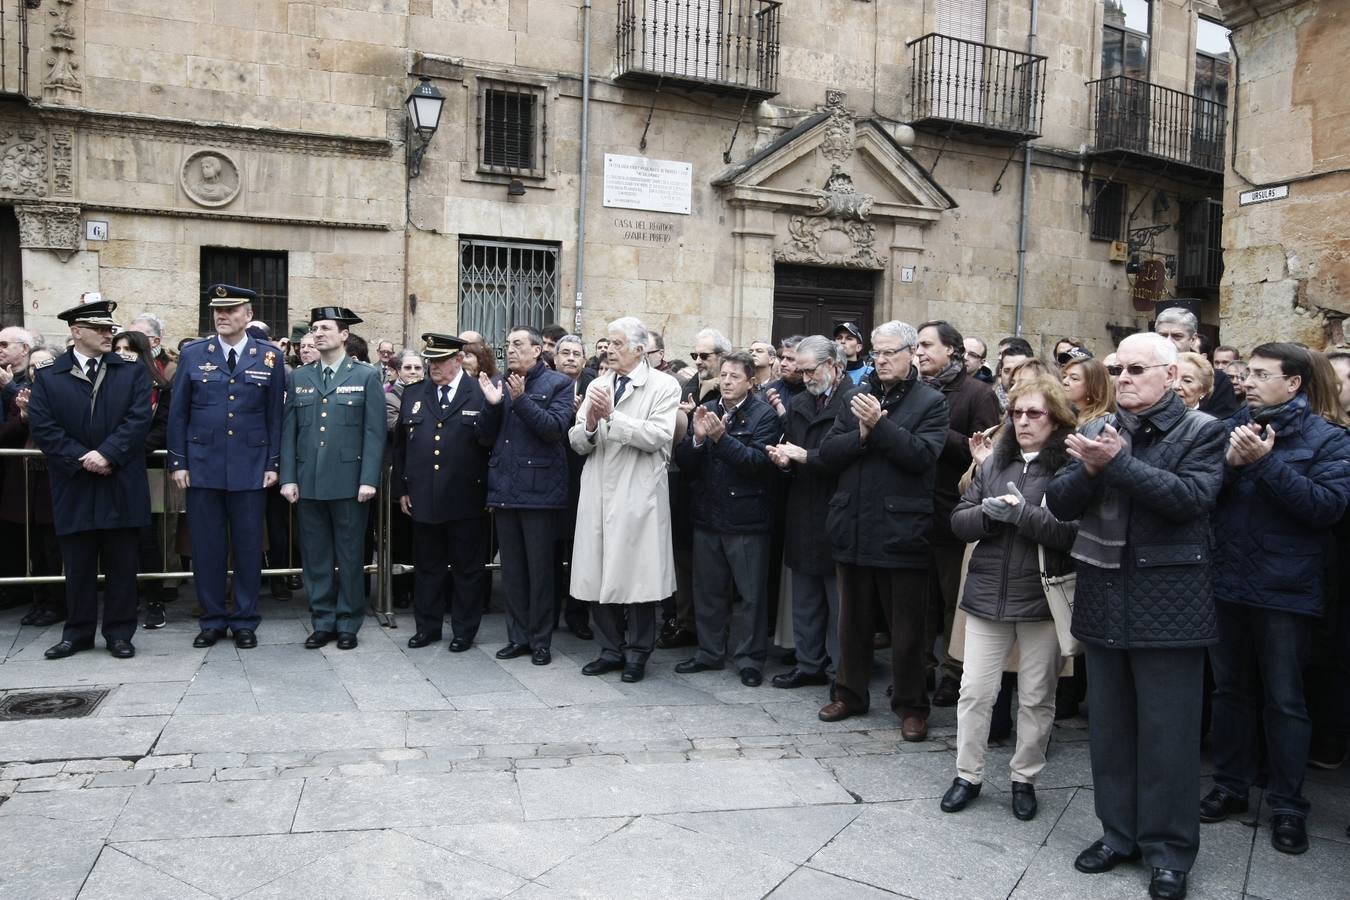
[771, 264, 876, 345]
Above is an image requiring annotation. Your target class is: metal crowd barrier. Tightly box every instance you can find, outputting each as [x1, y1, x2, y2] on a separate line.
[0, 448, 498, 630]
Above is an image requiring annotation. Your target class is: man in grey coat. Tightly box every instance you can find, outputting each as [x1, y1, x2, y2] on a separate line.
[1047, 332, 1227, 900]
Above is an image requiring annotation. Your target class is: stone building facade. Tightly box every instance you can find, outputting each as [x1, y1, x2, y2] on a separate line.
[0, 1, 1234, 357]
[1215, 0, 1347, 351]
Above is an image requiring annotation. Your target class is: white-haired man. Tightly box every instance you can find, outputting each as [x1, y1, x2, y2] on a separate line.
[0, 325, 35, 406]
[571, 316, 681, 683]
[1154, 307, 1239, 420]
[1048, 332, 1227, 900]
[129, 312, 176, 382]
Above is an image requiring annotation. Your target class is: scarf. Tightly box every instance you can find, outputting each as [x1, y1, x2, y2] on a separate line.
[922, 359, 965, 391]
[1068, 392, 1174, 570]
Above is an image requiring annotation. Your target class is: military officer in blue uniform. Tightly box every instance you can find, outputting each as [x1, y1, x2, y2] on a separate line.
[280, 306, 386, 650]
[391, 333, 493, 651]
[27, 296, 153, 660]
[167, 284, 286, 649]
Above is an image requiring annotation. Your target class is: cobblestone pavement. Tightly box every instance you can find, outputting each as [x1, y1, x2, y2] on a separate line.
[0, 594, 1346, 898]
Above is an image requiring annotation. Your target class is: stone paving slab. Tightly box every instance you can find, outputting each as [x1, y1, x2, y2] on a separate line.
[110, 778, 304, 841]
[114, 831, 368, 897]
[79, 848, 215, 900]
[292, 771, 522, 831]
[0, 652, 206, 688]
[517, 758, 854, 820]
[767, 867, 906, 899]
[655, 803, 863, 865]
[406, 706, 688, 747]
[399, 818, 628, 880]
[155, 711, 407, 754]
[0, 715, 167, 763]
[0, 787, 134, 900]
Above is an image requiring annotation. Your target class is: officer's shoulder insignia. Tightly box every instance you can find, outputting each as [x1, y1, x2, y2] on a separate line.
[263, 350, 277, 368]
[207, 343, 217, 353]
[117, 351, 138, 363]
[34, 357, 53, 370]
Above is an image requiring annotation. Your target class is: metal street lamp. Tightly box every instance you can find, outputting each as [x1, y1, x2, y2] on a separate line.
[405, 76, 445, 178]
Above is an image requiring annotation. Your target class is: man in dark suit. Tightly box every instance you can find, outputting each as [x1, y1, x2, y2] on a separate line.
[167, 284, 286, 650]
[28, 295, 153, 660]
[280, 307, 386, 650]
[392, 333, 493, 651]
[479, 325, 575, 666]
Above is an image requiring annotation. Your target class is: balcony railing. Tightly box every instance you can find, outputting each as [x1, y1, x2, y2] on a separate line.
[616, 0, 781, 99]
[0, 1, 30, 97]
[908, 33, 1046, 141]
[1088, 75, 1226, 175]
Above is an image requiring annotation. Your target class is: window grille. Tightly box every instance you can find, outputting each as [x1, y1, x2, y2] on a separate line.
[199, 248, 288, 337]
[1090, 181, 1127, 242]
[478, 82, 546, 178]
[458, 239, 560, 352]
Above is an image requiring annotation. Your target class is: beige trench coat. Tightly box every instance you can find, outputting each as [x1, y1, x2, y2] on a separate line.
[568, 362, 680, 604]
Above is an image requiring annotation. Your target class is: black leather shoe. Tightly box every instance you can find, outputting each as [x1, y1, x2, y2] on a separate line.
[407, 631, 441, 649]
[1149, 868, 1188, 900]
[1074, 840, 1141, 874]
[305, 630, 336, 649]
[940, 777, 981, 813]
[771, 668, 830, 689]
[1270, 814, 1309, 855]
[233, 629, 257, 649]
[336, 632, 358, 650]
[108, 640, 135, 659]
[1199, 787, 1248, 823]
[532, 647, 552, 666]
[286, 574, 304, 591]
[566, 618, 594, 640]
[193, 628, 226, 648]
[621, 662, 645, 683]
[1011, 782, 1037, 821]
[447, 638, 472, 653]
[656, 621, 698, 649]
[674, 658, 722, 674]
[739, 667, 763, 687]
[582, 657, 623, 676]
[44, 639, 92, 660]
[932, 676, 960, 707]
[495, 642, 530, 660]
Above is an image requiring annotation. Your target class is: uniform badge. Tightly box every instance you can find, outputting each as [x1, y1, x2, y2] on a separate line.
[264, 351, 276, 369]
[249, 347, 258, 357]
[208, 344, 217, 353]
[198, 362, 218, 373]
[412, 401, 421, 414]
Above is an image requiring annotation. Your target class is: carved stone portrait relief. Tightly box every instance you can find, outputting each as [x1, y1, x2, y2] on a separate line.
[181, 150, 241, 207]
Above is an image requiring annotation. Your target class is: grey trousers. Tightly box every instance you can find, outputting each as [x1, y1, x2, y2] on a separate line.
[692, 528, 769, 670]
[1086, 644, 1206, 872]
[496, 508, 557, 650]
[789, 568, 840, 676]
[592, 602, 657, 665]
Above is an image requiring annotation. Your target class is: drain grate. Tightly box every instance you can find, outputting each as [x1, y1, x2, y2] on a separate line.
[0, 688, 109, 721]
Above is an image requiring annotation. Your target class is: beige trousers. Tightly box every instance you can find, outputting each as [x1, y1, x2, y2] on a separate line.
[955, 615, 1060, 786]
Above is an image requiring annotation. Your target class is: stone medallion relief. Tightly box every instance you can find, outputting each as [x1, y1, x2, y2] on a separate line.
[181, 150, 242, 207]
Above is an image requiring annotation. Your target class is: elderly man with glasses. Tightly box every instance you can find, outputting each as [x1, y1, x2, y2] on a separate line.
[1048, 332, 1227, 900]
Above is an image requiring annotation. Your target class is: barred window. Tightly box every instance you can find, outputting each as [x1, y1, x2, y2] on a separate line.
[1090, 180, 1126, 242]
[199, 247, 288, 336]
[478, 82, 546, 177]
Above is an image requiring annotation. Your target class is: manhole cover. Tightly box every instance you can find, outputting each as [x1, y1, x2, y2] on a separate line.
[0, 689, 109, 720]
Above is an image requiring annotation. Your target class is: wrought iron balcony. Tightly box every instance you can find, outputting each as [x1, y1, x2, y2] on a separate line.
[908, 33, 1046, 142]
[1088, 76, 1226, 177]
[616, 0, 781, 99]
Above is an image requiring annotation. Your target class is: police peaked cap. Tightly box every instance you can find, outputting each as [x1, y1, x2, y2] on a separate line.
[206, 283, 259, 308]
[421, 332, 465, 360]
[57, 294, 119, 327]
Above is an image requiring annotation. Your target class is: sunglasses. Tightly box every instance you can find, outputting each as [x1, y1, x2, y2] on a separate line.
[1011, 408, 1048, 420]
[1106, 363, 1168, 377]
[690, 352, 716, 361]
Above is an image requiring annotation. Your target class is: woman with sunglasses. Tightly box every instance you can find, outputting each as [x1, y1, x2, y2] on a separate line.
[941, 374, 1079, 822]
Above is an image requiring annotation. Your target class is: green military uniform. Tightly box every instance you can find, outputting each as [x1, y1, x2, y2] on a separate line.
[280, 313, 386, 639]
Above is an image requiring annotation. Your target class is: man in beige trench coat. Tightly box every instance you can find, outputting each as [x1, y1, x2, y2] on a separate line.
[570, 316, 681, 683]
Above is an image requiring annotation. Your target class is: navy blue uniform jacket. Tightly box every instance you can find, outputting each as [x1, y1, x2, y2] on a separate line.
[27, 350, 153, 536]
[392, 375, 493, 523]
[166, 335, 286, 490]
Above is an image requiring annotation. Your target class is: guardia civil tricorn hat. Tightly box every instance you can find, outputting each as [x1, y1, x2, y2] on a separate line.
[309, 306, 362, 327]
[57, 292, 119, 328]
[420, 333, 465, 360]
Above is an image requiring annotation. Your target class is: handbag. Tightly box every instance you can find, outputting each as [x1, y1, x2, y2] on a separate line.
[1038, 497, 1081, 657]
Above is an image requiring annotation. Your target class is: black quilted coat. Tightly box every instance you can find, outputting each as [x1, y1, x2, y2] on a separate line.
[1046, 391, 1227, 649]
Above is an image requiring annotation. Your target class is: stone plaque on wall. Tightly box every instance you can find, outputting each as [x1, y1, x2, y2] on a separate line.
[603, 154, 692, 215]
[181, 149, 242, 208]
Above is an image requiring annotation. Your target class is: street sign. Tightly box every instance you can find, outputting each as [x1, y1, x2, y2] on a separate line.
[1238, 184, 1289, 206]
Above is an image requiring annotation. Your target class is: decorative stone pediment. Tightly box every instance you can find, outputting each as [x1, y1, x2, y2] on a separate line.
[714, 91, 954, 269]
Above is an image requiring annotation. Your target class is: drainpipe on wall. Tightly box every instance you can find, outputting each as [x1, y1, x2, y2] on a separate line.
[574, 0, 593, 336]
[1013, 0, 1039, 337]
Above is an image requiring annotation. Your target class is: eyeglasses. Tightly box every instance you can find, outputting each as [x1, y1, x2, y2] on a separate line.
[690, 352, 716, 361]
[1106, 363, 1168, 377]
[1241, 370, 1291, 383]
[1010, 408, 1048, 420]
[873, 346, 910, 359]
[646, 348, 663, 356]
[964, 350, 985, 361]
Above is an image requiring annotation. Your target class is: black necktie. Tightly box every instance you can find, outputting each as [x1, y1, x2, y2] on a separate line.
[439, 385, 450, 407]
[614, 375, 630, 406]
[323, 367, 332, 389]
[85, 358, 97, 381]
[816, 392, 828, 412]
[227, 348, 238, 372]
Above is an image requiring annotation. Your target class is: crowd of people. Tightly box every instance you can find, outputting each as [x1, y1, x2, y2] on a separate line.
[5, 290, 1350, 900]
